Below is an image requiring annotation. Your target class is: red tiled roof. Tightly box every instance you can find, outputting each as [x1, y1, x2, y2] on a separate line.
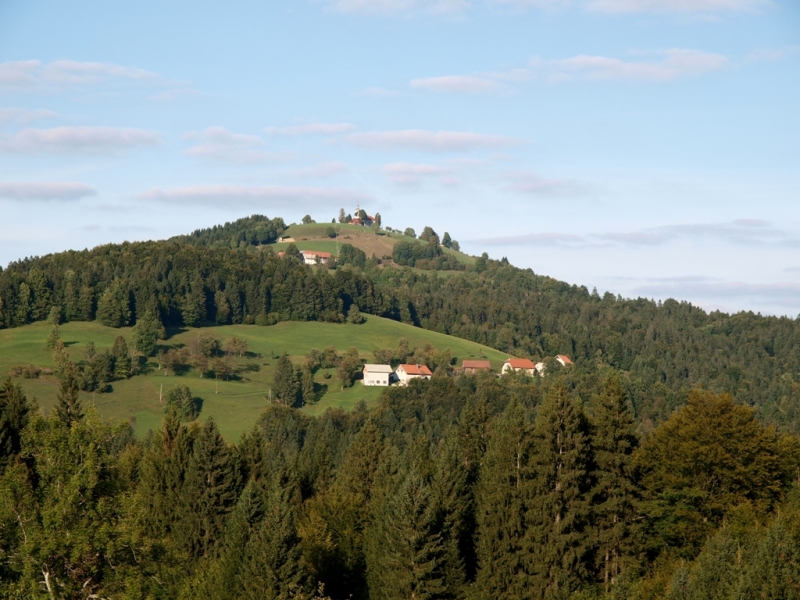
[462, 360, 491, 369]
[505, 358, 535, 369]
[399, 364, 432, 376]
[303, 250, 332, 258]
[556, 354, 573, 365]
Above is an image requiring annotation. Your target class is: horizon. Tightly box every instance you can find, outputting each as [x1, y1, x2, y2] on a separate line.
[1, 0, 798, 316]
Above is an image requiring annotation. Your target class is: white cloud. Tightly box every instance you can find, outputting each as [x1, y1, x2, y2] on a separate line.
[348, 129, 520, 152]
[266, 122, 356, 136]
[0, 59, 159, 90]
[326, 0, 468, 15]
[531, 49, 728, 82]
[0, 181, 97, 201]
[0, 107, 58, 125]
[0, 126, 160, 154]
[410, 75, 503, 94]
[382, 162, 452, 185]
[584, 0, 770, 14]
[291, 162, 351, 178]
[139, 184, 372, 207]
[183, 126, 287, 163]
[506, 170, 589, 196]
[475, 220, 800, 248]
[746, 45, 800, 63]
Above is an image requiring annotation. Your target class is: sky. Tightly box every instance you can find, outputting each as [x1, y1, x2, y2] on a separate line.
[0, 0, 798, 316]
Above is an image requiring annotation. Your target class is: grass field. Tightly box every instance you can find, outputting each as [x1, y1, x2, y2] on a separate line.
[0, 317, 506, 440]
[272, 222, 474, 265]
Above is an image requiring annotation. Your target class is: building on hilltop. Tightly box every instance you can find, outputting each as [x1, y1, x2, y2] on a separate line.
[350, 204, 375, 226]
[362, 364, 393, 386]
[502, 358, 536, 376]
[396, 364, 432, 385]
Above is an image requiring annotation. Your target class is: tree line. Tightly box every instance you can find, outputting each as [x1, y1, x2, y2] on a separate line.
[1, 214, 799, 435]
[1, 369, 799, 598]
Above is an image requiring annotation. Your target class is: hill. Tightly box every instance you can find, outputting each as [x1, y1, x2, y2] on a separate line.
[1, 213, 799, 434]
[0, 316, 506, 440]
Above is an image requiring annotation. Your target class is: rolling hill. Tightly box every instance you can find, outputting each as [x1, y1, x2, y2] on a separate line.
[0, 316, 507, 440]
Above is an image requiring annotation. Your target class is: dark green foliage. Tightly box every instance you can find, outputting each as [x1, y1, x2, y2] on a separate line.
[165, 385, 201, 421]
[96, 281, 131, 327]
[339, 243, 367, 269]
[0, 377, 30, 465]
[636, 389, 784, 557]
[526, 382, 591, 599]
[178, 418, 238, 558]
[590, 372, 639, 590]
[132, 309, 164, 357]
[55, 369, 83, 425]
[177, 214, 286, 247]
[240, 474, 311, 599]
[273, 353, 299, 406]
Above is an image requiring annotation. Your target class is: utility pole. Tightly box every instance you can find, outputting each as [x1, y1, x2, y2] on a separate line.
[159, 383, 163, 404]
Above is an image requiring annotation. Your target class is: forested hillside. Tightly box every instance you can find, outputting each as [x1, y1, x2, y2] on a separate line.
[1, 371, 799, 598]
[0, 214, 798, 433]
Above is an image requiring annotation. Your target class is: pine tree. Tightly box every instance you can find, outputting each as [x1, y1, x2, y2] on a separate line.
[591, 372, 639, 591]
[432, 435, 470, 599]
[473, 400, 532, 600]
[0, 377, 31, 465]
[525, 381, 591, 599]
[112, 335, 131, 380]
[273, 353, 298, 406]
[132, 309, 164, 357]
[45, 322, 60, 349]
[737, 517, 800, 600]
[178, 417, 238, 558]
[371, 467, 447, 600]
[210, 480, 266, 600]
[55, 368, 83, 426]
[301, 366, 315, 405]
[96, 282, 131, 327]
[240, 474, 311, 599]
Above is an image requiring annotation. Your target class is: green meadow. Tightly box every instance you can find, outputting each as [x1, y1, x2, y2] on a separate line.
[0, 317, 507, 440]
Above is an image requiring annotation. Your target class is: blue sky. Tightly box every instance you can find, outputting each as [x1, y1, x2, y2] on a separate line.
[0, 0, 798, 315]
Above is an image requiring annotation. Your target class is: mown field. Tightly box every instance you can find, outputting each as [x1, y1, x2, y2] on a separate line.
[0, 316, 506, 440]
[270, 222, 474, 265]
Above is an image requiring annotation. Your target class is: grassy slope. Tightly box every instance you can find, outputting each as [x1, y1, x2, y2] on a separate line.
[271, 223, 475, 265]
[0, 317, 506, 440]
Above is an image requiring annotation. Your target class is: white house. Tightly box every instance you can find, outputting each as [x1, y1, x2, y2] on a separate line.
[396, 364, 432, 385]
[362, 364, 393, 386]
[301, 250, 332, 266]
[501, 358, 536, 376]
[556, 355, 573, 367]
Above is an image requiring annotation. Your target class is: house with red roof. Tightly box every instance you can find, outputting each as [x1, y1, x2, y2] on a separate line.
[461, 359, 492, 375]
[502, 357, 536, 376]
[556, 355, 573, 367]
[396, 363, 432, 385]
[301, 250, 331, 265]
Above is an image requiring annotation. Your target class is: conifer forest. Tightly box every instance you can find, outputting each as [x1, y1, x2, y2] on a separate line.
[1, 215, 800, 599]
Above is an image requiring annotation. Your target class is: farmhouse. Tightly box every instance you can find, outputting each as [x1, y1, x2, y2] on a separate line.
[396, 364, 432, 385]
[301, 250, 331, 265]
[502, 358, 536, 376]
[362, 364, 393, 386]
[461, 359, 491, 375]
[556, 355, 573, 367]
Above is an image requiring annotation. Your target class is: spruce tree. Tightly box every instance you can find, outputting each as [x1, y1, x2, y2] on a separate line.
[590, 372, 639, 591]
[525, 381, 591, 599]
[0, 377, 31, 465]
[112, 335, 131, 380]
[473, 400, 532, 600]
[273, 353, 298, 406]
[132, 309, 164, 357]
[372, 467, 447, 600]
[55, 368, 83, 426]
[178, 417, 238, 557]
[301, 365, 315, 405]
[737, 518, 800, 600]
[240, 474, 311, 599]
